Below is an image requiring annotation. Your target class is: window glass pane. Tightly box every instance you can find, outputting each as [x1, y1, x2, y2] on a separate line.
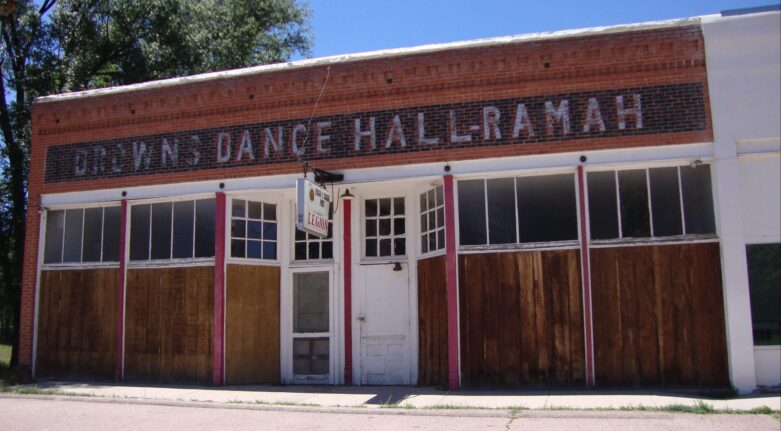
[366, 239, 377, 257]
[294, 272, 329, 333]
[457, 180, 487, 245]
[232, 199, 245, 217]
[379, 219, 391, 235]
[151, 202, 172, 260]
[293, 338, 329, 376]
[231, 239, 245, 258]
[264, 203, 277, 221]
[420, 193, 427, 212]
[618, 170, 650, 238]
[130, 205, 150, 260]
[436, 186, 443, 206]
[649, 167, 683, 237]
[264, 222, 277, 241]
[487, 178, 516, 244]
[394, 238, 406, 255]
[379, 238, 392, 256]
[587, 171, 619, 240]
[248, 201, 262, 219]
[437, 229, 445, 249]
[232, 220, 246, 237]
[44, 210, 65, 264]
[379, 198, 391, 216]
[394, 198, 405, 215]
[63, 209, 84, 262]
[102, 206, 121, 262]
[295, 243, 307, 260]
[172, 201, 194, 258]
[81, 208, 103, 262]
[322, 242, 333, 259]
[394, 218, 405, 236]
[747, 243, 781, 345]
[365, 199, 377, 217]
[421, 235, 428, 254]
[516, 174, 577, 243]
[195, 199, 215, 257]
[247, 240, 262, 259]
[680, 165, 716, 235]
[247, 220, 262, 239]
[366, 220, 377, 237]
[263, 241, 277, 260]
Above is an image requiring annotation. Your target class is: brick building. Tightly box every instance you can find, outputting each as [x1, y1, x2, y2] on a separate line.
[19, 8, 780, 392]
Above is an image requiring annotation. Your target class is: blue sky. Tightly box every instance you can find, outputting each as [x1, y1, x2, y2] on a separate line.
[296, 0, 779, 59]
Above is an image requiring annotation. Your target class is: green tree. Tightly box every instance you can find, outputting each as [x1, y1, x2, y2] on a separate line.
[0, 0, 312, 371]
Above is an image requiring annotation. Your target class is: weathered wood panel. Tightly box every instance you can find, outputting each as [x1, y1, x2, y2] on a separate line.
[591, 243, 729, 387]
[417, 255, 448, 387]
[225, 264, 280, 384]
[124, 266, 213, 384]
[36, 269, 118, 380]
[459, 250, 584, 387]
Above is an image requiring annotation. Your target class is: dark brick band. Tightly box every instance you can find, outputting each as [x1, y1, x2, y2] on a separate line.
[44, 82, 706, 184]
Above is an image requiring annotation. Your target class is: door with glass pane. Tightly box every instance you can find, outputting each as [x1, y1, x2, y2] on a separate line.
[358, 195, 413, 385]
[292, 271, 332, 383]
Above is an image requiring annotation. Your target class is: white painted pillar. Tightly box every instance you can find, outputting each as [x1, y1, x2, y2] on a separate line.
[712, 144, 757, 394]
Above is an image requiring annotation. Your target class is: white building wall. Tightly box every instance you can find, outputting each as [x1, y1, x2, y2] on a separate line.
[702, 10, 781, 392]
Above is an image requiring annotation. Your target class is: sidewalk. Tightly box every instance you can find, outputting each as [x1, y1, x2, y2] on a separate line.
[10, 381, 781, 412]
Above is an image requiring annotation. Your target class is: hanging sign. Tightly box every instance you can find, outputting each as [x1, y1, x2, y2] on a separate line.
[296, 178, 331, 238]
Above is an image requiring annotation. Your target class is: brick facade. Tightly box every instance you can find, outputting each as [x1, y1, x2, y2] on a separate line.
[19, 21, 712, 369]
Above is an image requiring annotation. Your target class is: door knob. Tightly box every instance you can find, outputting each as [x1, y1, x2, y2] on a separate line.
[357, 314, 366, 322]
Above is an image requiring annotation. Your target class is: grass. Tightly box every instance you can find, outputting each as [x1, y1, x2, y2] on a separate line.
[0, 344, 13, 388]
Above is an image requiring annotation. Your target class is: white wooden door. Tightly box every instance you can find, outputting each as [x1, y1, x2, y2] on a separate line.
[359, 265, 411, 385]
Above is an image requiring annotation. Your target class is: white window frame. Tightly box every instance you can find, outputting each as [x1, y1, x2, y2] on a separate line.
[228, 197, 279, 262]
[126, 194, 216, 268]
[418, 184, 446, 257]
[455, 171, 581, 252]
[360, 193, 408, 261]
[41, 202, 122, 270]
[584, 163, 719, 248]
[290, 201, 335, 264]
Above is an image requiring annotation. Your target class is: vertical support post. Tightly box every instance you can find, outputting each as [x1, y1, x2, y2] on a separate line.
[443, 175, 460, 390]
[213, 192, 226, 385]
[576, 166, 595, 386]
[342, 194, 354, 384]
[115, 199, 128, 382]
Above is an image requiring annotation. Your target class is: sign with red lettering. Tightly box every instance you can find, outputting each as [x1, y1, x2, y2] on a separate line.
[296, 178, 331, 238]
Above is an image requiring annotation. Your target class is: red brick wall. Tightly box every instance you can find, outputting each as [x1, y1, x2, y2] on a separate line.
[19, 23, 712, 369]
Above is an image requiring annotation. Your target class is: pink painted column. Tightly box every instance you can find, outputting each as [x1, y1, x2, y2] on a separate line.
[212, 192, 226, 385]
[443, 175, 460, 390]
[342, 194, 354, 384]
[115, 200, 128, 382]
[576, 166, 595, 387]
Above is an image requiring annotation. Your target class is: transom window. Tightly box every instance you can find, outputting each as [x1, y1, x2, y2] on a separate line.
[457, 174, 578, 247]
[231, 199, 277, 260]
[129, 199, 215, 261]
[364, 197, 406, 257]
[44, 206, 121, 264]
[587, 165, 716, 241]
[420, 186, 445, 255]
[294, 207, 333, 261]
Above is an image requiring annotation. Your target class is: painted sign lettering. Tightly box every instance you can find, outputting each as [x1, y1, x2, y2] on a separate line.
[44, 83, 706, 183]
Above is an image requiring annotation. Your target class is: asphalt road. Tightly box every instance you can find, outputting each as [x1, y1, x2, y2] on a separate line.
[1, 396, 779, 431]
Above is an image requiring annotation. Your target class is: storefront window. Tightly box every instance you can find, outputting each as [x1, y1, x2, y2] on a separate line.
[43, 206, 121, 264]
[230, 199, 277, 260]
[420, 186, 445, 255]
[364, 197, 406, 257]
[129, 199, 215, 261]
[587, 165, 716, 241]
[457, 173, 578, 247]
[747, 243, 781, 345]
